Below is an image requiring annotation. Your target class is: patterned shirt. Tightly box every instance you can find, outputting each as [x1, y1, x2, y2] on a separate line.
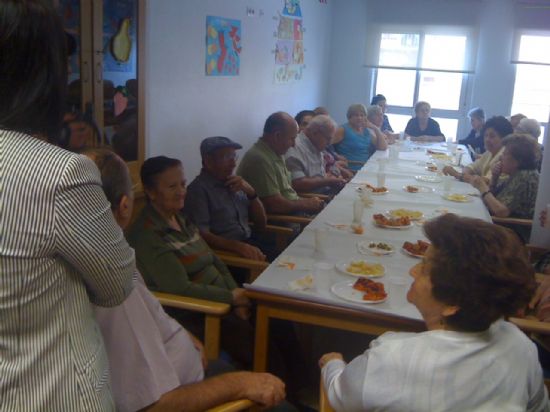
[127, 204, 238, 303]
[185, 170, 251, 241]
[493, 169, 539, 219]
[237, 138, 299, 200]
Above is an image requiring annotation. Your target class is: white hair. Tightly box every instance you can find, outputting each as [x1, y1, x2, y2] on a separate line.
[366, 104, 383, 120]
[306, 114, 337, 135]
[516, 118, 541, 139]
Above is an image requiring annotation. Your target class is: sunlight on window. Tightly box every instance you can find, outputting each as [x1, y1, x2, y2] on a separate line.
[422, 35, 467, 71]
[385, 114, 411, 134]
[432, 117, 459, 140]
[376, 69, 416, 107]
[518, 35, 550, 64]
[418, 71, 463, 111]
[379, 33, 419, 68]
[512, 64, 550, 123]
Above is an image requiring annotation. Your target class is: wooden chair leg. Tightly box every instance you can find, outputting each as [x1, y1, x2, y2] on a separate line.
[205, 315, 222, 360]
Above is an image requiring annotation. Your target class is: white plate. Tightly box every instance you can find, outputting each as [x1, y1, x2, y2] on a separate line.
[373, 221, 414, 230]
[331, 280, 387, 304]
[415, 175, 442, 183]
[356, 186, 389, 195]
[335, 261, 385, 278]
[401, 247, 424, 259]
[403, 185, 434, 193]
[442, 193, 473, 203]
[357, 240, 395, 256]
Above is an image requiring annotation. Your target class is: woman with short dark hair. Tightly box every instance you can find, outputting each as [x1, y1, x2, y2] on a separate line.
[404, 101, 445, 142]
[320, 214, 547, 411]
[472, 133, 540, 241]
[0, 0, 135, 409]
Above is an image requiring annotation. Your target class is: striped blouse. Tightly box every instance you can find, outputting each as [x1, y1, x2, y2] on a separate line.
[0, 130, 135, 411]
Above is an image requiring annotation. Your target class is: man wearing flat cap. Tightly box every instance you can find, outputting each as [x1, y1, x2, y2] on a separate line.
[184, 136, 268, 261]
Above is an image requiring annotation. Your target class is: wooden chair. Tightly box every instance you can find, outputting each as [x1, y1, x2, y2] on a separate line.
[206, 399, 255, 412]
[153, 291, 230, 360]
[492, 216, 533, 227]
[319, 377, 335, 412]
[298, 192, 331, 202]
[266, 214, 313, 232]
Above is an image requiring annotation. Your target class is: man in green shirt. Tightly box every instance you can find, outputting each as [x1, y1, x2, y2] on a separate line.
[237, 112, 324, 215]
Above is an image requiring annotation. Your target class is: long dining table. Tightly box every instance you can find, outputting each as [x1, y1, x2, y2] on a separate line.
[245, 141, 492, 372]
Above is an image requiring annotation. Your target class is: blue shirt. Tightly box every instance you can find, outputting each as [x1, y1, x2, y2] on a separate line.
[334, 123, 373, 171]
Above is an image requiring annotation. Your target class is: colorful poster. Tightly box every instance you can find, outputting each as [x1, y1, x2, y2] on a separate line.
[273, 0, 305, 84]
[282, 0, 302, 17]
[206, 16, 241, 76]
[103, 0, 137, 73]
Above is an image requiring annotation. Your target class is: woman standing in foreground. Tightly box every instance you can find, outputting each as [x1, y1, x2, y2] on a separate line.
[320, 214, 548, 411]
[0, 1, 135, 410]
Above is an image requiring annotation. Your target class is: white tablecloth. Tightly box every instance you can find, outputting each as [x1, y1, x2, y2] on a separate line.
[246, 142, 491, 322]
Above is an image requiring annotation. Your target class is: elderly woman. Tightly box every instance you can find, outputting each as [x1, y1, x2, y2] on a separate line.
[443, 116, 513, 183]
[367, 104, 395, 144]
[127, 156, 258, 367]
[0, 1, 135, 409]
[371, 94, 394, 133]
[516, 118, 542, 141]
[472, 133, 540, 241]
[333, 103, 387, 171]
[404, 101, 445, 142]
[320, 214, 547, 411]
[459, 107, 486, 159]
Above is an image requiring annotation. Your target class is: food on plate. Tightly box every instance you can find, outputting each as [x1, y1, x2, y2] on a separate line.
[351, 224, 364, 235]
[445, 193, 470, 202]
[405, 185, 419, 193]
[426, 164, 438, 172]
[388, 208, 423, 220]
[368, 242, 393, 251]
[288, 274, 314, 291]
[346, 260, 385, 276]
[365, 184, 388, 193]
[403, 240, 430, 257]
[352, 278, 387, 301]
[373, 213, 411, 227]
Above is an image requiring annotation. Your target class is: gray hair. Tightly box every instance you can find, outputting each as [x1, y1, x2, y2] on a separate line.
[366, 105, 383, 120]
[516, 118, 541, 139]
[414, 101, 431, 113]
[82, 148, 133, 210]
[468, 107, 485, 121]
[346, 103, 367, 119]
[306, 114, 337, 135]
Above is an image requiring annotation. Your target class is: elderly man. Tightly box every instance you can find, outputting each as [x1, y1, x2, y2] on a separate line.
[366, 104, 395, 144]
[237, 112, 324, 214]
[284, 115, 346, 195]
[85, 148, 286, 412]
[184, 136, 267, 261]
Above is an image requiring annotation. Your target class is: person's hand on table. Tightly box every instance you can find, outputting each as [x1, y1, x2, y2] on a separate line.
[471, 175, 489, 193]
[302, 196, 325, 213]
[442, 165, 459, 178]
[319, 352, 344, 368]
[529, 276, 550, 311]
[326, 175, 347, 189]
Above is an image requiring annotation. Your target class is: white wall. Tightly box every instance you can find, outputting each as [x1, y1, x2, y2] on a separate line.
[144, 0, 333, 180]
[327, 0, 550, 135]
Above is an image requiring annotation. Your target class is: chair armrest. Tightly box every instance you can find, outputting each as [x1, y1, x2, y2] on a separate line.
[215, 251, 269, 282]
[152, 292, 230, 316]
[264, 224, 294, 236]
[266, 214, 313, 226]
[206, 399, 255, 412]
[298, 192, 331, 201]
[509, 316, 550, 334]
[492, 216, 533, 227]
[319, 377, 335, 412]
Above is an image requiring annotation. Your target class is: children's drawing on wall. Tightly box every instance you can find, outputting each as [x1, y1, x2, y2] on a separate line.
[206, 16, 242, 76]
[273, 0, 305, 84]
[104, 0, 137, 74]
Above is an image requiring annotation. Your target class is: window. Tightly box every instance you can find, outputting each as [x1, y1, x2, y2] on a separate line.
[511, 34, 550, 144]
[371, 30, 474, 140]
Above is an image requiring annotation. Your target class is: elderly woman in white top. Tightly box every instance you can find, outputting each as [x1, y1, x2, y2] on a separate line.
[443, 116, 513, 183]
[320, 214, 548, 412]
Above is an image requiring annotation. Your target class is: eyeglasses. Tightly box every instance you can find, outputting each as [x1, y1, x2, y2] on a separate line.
[219, 153, 239, 162]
